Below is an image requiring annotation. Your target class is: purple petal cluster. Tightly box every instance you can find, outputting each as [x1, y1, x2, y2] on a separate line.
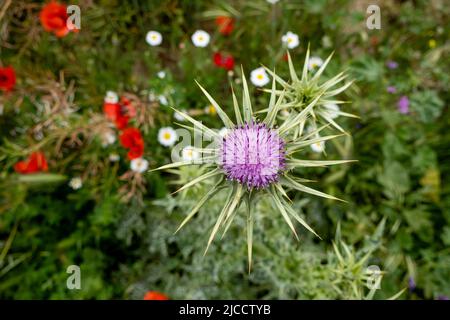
[397, 95, 410, 114]
[220, 122, 286, 189]
[386, 60, 399, 69]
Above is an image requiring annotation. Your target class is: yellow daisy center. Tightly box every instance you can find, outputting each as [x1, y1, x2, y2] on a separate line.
[257, 74, 264, 80]
[428, 39, 436, 48]
[163, 132, 171, 140]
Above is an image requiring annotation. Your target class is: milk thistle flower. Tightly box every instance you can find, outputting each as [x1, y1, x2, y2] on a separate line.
[263, 48, 356, 135]
[152, 65, 355, 269]
[218, 127, 229, 137]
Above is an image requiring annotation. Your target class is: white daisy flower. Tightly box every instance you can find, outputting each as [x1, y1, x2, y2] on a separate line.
[157, 71, 166, 79]
[145, 30, 163, 46]
[158, 95, 168, 106]
[191, 30, 210, 47]
[323, 103, 340, 119]
[104, 91, 119, 104]
[174, 110, 187, 122]
[204, 104, 216, 115]
[158, 127, 178, 147]
[182, 146, 200, 162]
[310, 141, 325, 153]
[101, 131, 116, 147]
[267, 0, 280, 3]
[308, 56, 324, 71]
[130, 158, 149, 173]
[219, 127, 229, 137]
[109, 153, 120, 162]
[281, 31, 300, 49]
[250, 67, 270, 87]
[69, 177, 82, 190]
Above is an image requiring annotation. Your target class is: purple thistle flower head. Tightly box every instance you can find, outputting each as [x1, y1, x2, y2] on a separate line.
[220, 122, 286, 189]
[386, 61, 399, 69]
[397, 95, 410, 114]
[387, 86, 397, 94]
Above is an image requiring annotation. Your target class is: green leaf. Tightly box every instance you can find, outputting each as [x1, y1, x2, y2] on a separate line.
[278, 93, 323, 135]
[281, 175, 345, 202]
[174, 177, 225, 233]
[16, 173, 67, 184]
[283, 200, 321, 239]
[172, 168, 222, 195]
[301, 44, 311, 82]
[287, 159, 356, 168]
[230, 84, 243, 125]
[196, 81, 234, 128]
[241, 66, 253, 122]
[311, 51, 334, 82]
[287, 134, 344, 154]
[149, 156, 217, 172]
[287, 51, 299, 83]
[245, 195, 254, 273]
[264, 66, 291, 88]
[204, 183, 242, 255]
[269, 186, 299, 240]
[170, 107, 219, 139]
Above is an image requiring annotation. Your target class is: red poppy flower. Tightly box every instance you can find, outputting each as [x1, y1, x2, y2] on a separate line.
[143, 291, 169, 300]
[282, 53, 289, 62]
[0, 66, 16, 92]
[103, 102, 120, 122]
[40, 2, 70, 38]
[120, 97, 136, 118]
[213, 52, 235, 71]
[119, 127, 144, 160]
[103, 97, 136, 130]
[14, 152, 49, 174]
[115, 114, 130, 130]
[215, 16, 234, 36]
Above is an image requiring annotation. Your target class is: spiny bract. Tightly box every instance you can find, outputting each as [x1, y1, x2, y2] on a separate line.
[151, 52, 356, 270]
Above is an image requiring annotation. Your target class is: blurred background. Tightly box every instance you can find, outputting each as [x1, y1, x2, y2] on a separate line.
[0, 0, 448, 299]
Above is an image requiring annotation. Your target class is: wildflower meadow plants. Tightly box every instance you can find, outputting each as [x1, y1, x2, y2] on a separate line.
[153, 51, 356, 269]
[1, 0, 448, 301]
